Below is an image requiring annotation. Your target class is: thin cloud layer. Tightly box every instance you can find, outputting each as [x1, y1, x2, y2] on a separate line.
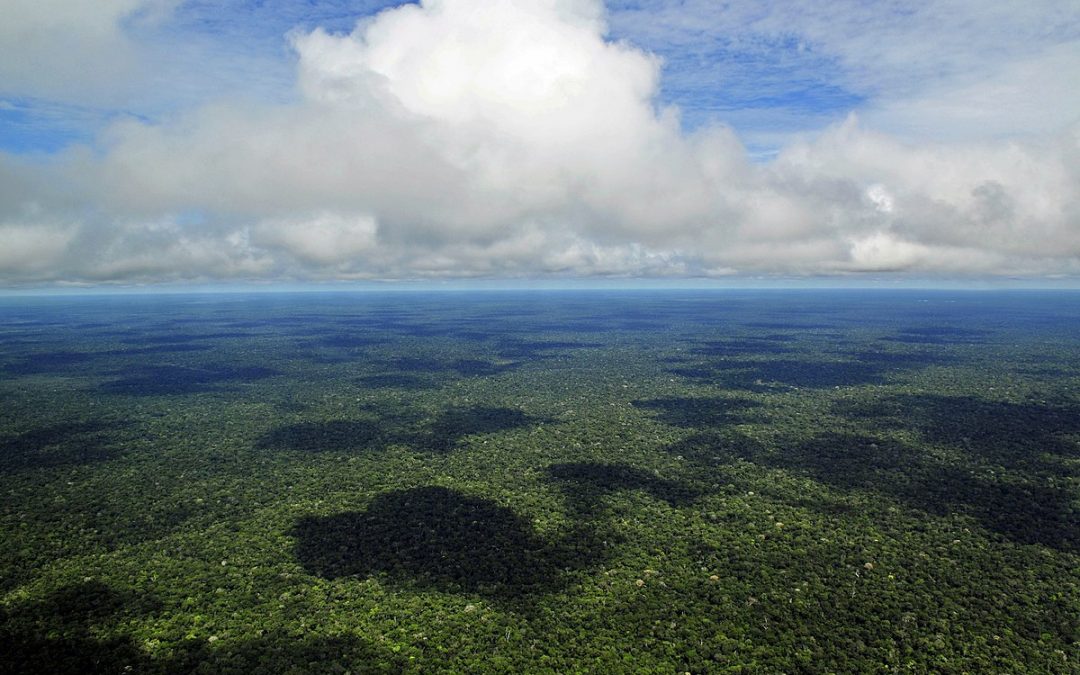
[0, 0, 179, 105]
[610, 0, 1080, 143]
[1, 0, 1078, 284]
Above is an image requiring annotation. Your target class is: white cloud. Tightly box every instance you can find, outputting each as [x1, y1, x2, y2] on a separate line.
[253, 212, 379, 266]
[0, 0, 177, 103]
[0, 221, 76, 276]
[864, 185, 893, 215]
[848, 232, 946, 273]
[0, 0, 1077, 285]
[608, 0, 1080, 143]
[861, 41, 1080, 141]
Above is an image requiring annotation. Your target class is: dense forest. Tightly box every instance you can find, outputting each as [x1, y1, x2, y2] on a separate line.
[1, 291, 1077, 673]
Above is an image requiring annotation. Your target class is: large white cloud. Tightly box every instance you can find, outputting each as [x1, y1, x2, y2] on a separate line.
[0, 0, 1078, 285]
[0, 0, 180, 103]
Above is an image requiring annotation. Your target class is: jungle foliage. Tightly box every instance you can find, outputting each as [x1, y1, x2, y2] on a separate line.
[0, 290, 1077, 673]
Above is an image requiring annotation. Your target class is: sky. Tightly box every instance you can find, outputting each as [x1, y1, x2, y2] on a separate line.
[0, 0, 1078, 288]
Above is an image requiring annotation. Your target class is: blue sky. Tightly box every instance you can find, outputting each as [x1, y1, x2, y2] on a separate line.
[4, 0, 1076, 155]
[0, 0, 1077, 286]
[0, 0, 869, 158]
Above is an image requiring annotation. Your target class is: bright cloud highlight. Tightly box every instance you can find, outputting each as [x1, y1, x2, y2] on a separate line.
[0, 0, 1077, 285]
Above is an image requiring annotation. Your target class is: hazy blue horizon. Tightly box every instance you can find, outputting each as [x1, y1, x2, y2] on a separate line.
[5, 278, 1080, 298]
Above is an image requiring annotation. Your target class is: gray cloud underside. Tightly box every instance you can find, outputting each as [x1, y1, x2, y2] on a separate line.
[2, 0, 1079, 284]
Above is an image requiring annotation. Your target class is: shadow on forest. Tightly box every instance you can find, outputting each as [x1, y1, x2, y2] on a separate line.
[765, 433, 911, 489]
[742, 321, 835, 330]
[256, 406, 544, 455]
[357, 373, 440, 390]
[418, 406, 539, 452]
[666, 348, 954, 390]
[314, 333, 387, 349]
[494, 340, 602, 359]
[383, 357, 518, 378]
[256, 420, 385, 454]
[837, 394, 1080, 469]
[108, 344, 214, 356]
[293, 462, 706, 600]
[882, 326, 988, 345]
[634, 378, 1080, 550]
[0, 581, 157, 674]
[3, 351, 97, 375]
[662, 430, 767, 466]
[3, 341, 259, 378]
[546, 462, 701, 513]
[632, 396, 761, 429]
[100, 364, 278, 396]
[0, 581, 402, 675]
[123, 331, 252, 345]
[164, 632, 405, 675]
[0, 421, 127, 471]
[669, 425, 1080, 552]
[540, 320, 618, 334]
[293, 486, 598, 601]
[780, 431, 1080, 552]
[687, 337, 793, 357]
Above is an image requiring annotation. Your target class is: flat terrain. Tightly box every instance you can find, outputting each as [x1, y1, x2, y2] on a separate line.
[1, 290, 1077, 673]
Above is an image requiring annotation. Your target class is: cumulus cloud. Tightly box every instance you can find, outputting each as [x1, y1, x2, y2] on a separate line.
[0, 0, 177, 103]
[0, 221, 75, 274]
[0, 0, 1078, 284]
[253, 213, 379, 267]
